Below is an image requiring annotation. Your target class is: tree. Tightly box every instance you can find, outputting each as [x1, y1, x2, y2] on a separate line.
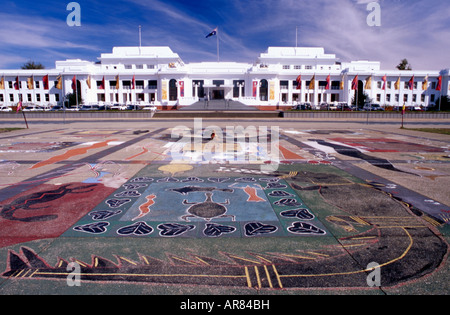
[396, 59, 412, 71]
[21, 61, 45, 70]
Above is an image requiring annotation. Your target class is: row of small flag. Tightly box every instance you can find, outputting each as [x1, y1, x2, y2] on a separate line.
[294, 75, 443, 91]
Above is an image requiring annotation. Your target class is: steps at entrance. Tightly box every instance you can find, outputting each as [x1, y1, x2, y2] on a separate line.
[153, 100, 282, 118]
[179, 100, 259, 111]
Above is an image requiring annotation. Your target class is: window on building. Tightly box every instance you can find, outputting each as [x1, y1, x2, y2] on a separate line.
[387, 94, 391, 102]
[377, 94, 381, 102]
[331, 81, 340, 90]
[45, 94, 49, 102]
[36, 94, 41, 102]
[135, 80, 144, 89]
[35, 81, 40, 89]
[280, 81, 289, 90]
[0, 95, 3, 102]
[147, 65, 155, 69]
[136, 65, 144, 70]
[233, 80, 245, 98]
[283, 65, 290, 70]
[148, 80, 158, 89]
[294, 65, 302, 70]
[9, 94, 14, 102]
[421, 94, 425, 102]
[125, 65, 132, 70]
[97, 94, 105, 102]
[395, 94, 399, 102]
[305, 65, 313, 70]
[55, 94, 60, 102]
[8, 81, 13, 89]
[27, 94, 32, 102]
[404, 94, 408, 102]
[123, 81, 131, 89]
[413, 95, 417, 102]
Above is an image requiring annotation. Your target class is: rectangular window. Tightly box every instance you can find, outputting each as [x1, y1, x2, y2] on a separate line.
[36, 94, 41, 102]
[97, 94, 105, 102]
[55, 94, 60, 102]
[305, 65, 313, 70]
[45, 94, 50, 102]
[148, 80, 158, 89]
[283, 65, 290, 70]
[136, 65, 144, 70]
[125, 65, 132, 70]
[294, 65, 302, 70]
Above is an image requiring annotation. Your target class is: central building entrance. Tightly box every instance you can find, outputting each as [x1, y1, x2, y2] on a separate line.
[212, 89, 225, 100]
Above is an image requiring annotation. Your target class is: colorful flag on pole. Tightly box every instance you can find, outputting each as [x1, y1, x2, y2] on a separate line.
[43, 75, 49, 90]
[0, 76, 4, 90]
[408, 76, 415, 90]
[422, 75, 428, 90]
[296, 75, 301, 90]
[365, 76, 372, 90]
[402, 103, 406, 115]
[72, 75, 77, 92]
[27, 76, 34, 90]
[16, 101, 23, 113]
[86, 76, 91, 89]
[56, 75, 62, 90]
[206, 28, 217, 38]
[14, 76, 20, 90]
[309, 75, 315, 90]
[394, 77, 400, 90]
[436, 76, 442, 91]
[99, 76, 105, 90]
[382, 75, 387, 90]
[325, 75, 331, 90]
[351, 75, 358, 90]
[115, 75, 120, 90]
[132, 75, 136, 90]
[340, 76, 344, 90]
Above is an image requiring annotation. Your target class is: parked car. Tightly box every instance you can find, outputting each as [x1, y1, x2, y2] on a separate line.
[142, 106, 157, 111]
[80, 105, 100, 111]
[0, 106, 13, 112]
[292, 103, 312, 110]
[363, 104, 384, 111]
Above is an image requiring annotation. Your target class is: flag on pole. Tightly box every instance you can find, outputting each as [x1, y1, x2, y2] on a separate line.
[115, 75, 120, 90]
[72, 75, 77, 92]
[394, 77, 400, 90]
[325, 75, 331, 90]
[56, 75, 62, 90]
[14, 76, 20, 90]
[365, 76, 372, 90]
[402, 103, 406, 115]
[351, 75, 358, 90]
[43, 75, 49, 90]
[16, 101, 23, 112]
[86, 76, 91, 89]
[132, 75, 136, 90]
[309, 75, 315, 90]
[27, 76, 34, 90]
[296, 75, 301, 90]
[340, 76, 344, 90]
[436, 76, 442, 91]
[206, 28, 217, 38]
[408, 76, 415, 90]
[0, 76, 4, 90]
[382, 75, 387, 90]
[422, 75, 428, 90]
[99, 76, 105, 90]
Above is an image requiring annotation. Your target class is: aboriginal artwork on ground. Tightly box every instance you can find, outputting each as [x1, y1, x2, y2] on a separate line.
[0, 127, 449, 291]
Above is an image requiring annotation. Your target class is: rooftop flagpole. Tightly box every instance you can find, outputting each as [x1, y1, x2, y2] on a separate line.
[217, 26, 220, 62]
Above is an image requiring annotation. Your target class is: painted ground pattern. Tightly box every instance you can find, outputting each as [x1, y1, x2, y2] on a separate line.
[0, 126, 448, 293]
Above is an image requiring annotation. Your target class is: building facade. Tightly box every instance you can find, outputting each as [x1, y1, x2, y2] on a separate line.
[1, 46, 448, 110]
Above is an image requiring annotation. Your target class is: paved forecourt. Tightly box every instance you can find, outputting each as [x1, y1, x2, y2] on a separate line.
[0, 118, 448, 294]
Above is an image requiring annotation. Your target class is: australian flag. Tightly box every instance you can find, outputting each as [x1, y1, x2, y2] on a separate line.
[206, 28, 217, 38]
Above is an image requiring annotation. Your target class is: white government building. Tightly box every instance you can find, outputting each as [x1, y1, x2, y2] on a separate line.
[0, 46, 448, 110]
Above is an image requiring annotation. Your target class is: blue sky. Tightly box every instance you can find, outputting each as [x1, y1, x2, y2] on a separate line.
[0, 0, 449, 70]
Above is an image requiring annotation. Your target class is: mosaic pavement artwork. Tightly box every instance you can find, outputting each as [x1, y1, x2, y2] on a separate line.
[0, 126, 449, 293]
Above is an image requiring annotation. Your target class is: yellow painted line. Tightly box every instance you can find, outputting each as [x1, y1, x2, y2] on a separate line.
[263, 265, 273, 289]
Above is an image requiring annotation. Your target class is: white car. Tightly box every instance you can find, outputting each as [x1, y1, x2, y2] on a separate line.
[0, 106, 13, 112]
